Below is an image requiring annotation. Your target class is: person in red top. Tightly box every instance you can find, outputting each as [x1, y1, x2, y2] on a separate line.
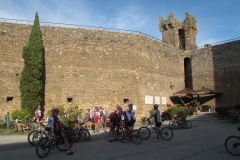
[108, 105, 121, 142]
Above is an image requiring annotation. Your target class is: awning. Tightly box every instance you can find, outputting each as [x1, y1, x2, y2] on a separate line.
[173, 88, 197, 97]
[195, 87, 222, 95]
[170, 87, 222, 106]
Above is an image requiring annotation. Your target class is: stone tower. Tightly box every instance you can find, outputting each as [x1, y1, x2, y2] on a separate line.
[159, 12, 197, 50]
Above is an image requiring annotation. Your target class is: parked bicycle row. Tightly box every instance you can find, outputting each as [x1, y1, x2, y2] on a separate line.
[22, 103, 175, 158]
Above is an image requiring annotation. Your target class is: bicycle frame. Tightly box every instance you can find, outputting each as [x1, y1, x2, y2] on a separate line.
[144, 120, 161, 133]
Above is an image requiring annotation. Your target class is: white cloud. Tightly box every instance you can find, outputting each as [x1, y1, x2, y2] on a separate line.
[108, 4, 149, 30]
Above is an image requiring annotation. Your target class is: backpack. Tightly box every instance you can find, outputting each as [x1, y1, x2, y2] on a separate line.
[109, 112, 117, 121]
[53, 116, 61, 132]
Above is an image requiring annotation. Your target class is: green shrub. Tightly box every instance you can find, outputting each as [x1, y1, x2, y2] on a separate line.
[190, 107, 197, 114]
[51, 105, 84, 129]
[184, 108, 191, 116]
[11, 109, 32, 123]
[161, 110, 171, 118]
[168, 106, 179, 116]
[191, 99, 200, 107]
[149, 108, 155, 116]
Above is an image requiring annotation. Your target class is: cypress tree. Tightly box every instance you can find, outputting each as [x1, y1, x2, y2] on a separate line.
[20, 12, 43, 114]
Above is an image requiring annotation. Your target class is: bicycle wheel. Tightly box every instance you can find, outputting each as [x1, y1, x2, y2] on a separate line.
[159, 127, 173, 141]
[114, 127, 124, 141]
[169, 121, 178, 130]
[28, 130, 38, 145]
[32, 131, 48, 145]
[225, 136, 240, 156]
[8, 123, 17, 133]
[23, 123, 34, 134]
[82, 129, 91, 141]
[56, 135, 73, 151]
[36, 137, 51, 158]
[131, 129, 142, 145]
[138, 127, 150, 140]
[184, 121, 192, 129]
[168, 121, 174, 128]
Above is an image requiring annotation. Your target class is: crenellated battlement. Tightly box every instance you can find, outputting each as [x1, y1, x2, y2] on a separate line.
[159, 12, 197, 50]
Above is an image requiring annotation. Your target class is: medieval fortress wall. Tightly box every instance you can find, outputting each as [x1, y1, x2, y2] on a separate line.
[1, 14, 240, 120]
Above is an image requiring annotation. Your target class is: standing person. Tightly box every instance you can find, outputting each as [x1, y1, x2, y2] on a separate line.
[86, 108, 92, 130]
[63, 108, 69, 118]
[46, 110, 54, 132]
[51, 108, 74, 155]
[108, 105, 121, 142]
[122, 103, 136, 143]
[34, 106, 42, 123]
[4, 112, 10, 132]
[93, 106, 100, 133]
[102, 107, 106, 127]
[147, 104, 162, 141]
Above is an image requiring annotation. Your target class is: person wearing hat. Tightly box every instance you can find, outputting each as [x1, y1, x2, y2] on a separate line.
[51, 108, 74, 155]
[122, 103, 136, 143]
[147, 104, 162, 141]
[108, 104, 121, 142]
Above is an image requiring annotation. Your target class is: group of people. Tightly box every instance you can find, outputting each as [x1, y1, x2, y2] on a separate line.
[4, 102, 161, 155]
[107, 103, 136, 143]
[85, 106, 108, 132]
[107, 103, 162, 143]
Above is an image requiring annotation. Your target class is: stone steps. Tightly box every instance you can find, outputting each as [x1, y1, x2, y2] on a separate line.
[186, 111, 229, 123]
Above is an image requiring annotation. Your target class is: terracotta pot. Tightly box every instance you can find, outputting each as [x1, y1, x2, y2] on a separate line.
[17, 124, 22, 132]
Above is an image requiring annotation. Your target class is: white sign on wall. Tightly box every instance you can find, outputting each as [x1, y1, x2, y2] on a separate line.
[133, 105, 137, 110]
[161, 97, 167, 104]
[145, 95, 153, 104]
[155, 96, 160, 104]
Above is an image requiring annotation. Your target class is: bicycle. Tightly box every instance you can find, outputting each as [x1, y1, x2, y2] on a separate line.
[168, 115, 192, 130]
[124, 125, 142, 145]
[115, 122, 142, 145]
[36, 127, 74, 158]
[224, 126, 240, 156]
[70, 121, 91, 142]
[14, 119, 35, 134]
[139, 118, 173, 140]
[28, 123, 48, 145]
[114, 124, 124, 141]
[1, 120, 18, 133]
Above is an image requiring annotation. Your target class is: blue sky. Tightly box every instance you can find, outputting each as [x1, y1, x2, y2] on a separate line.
[0, 0, 239, 47]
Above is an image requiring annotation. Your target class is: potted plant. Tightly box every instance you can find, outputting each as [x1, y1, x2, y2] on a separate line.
[191, 107, 197, 115]
[191, 99, 200, 107]
[169, 107, 178, 120]
[162, 110, 171, 120]
[191, 99, 200, 110]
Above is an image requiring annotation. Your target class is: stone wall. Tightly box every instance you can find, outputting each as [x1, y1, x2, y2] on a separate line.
[191, 41, 240, 108]
[0, 23, 186, 120]
[1, 21, 240, 121]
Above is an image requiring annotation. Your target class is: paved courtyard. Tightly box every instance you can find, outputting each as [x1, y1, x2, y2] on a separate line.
[0, 120, 239, 160]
